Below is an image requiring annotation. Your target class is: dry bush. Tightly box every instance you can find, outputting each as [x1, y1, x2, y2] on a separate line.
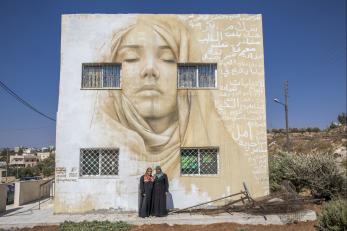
[269, 152, 347, 199]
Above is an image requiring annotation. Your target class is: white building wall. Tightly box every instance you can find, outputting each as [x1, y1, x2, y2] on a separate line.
[55, 14, 268, 213]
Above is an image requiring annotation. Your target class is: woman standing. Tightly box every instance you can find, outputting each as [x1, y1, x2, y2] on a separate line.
[151, 166, 169, 217]
[139, 167, 154, 218]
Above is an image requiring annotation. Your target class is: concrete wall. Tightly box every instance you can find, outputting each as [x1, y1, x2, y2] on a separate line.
[56, 14, 269, 213]
[0, 184, 7, 213]
[14, 180, 51, 207]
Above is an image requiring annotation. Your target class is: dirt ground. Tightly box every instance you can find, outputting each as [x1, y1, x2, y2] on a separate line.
[13, 221, 317, 231]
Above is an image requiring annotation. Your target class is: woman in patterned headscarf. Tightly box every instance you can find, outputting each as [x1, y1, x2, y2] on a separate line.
[139, 167, 154, 218]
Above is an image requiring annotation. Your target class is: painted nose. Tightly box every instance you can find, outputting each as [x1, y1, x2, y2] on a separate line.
[140, 60, 160, 79]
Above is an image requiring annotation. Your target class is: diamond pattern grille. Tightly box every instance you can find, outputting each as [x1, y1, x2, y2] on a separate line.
[180, 148, 218, 175]
[199, 148, 218, 174]
[181, 149, 199, 174]
[80, 148, 119, 176]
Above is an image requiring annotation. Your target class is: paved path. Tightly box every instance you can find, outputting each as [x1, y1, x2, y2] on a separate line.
[0, 199, 317, 229]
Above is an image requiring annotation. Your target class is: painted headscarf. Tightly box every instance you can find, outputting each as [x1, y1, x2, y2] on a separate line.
[97, 15, 202, 174]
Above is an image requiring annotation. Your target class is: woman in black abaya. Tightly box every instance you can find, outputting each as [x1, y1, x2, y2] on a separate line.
[139, 167, 154, 218]
[151, 166, 169, 217]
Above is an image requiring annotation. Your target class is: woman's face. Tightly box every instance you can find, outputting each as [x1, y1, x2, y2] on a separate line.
[155, 168, 161, 174]
[115, 24, 178, 120]
[146, 168, 152, 175]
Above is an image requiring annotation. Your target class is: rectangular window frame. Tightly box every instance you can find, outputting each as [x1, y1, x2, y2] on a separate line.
[177, 63, 218, 89]
[79, 148, 120, 178]
[81, 63, 122, 90]
[180, 147, 219, 177]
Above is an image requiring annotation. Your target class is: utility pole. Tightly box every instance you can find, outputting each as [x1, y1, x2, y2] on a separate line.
[274, 80, 290, 152]
[6, 149, 9, 183]
[284, 80, 289, 151]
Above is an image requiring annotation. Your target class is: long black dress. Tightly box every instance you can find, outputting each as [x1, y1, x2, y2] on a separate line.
[151, 173, 169, 217]
[139, 175, 154, 218]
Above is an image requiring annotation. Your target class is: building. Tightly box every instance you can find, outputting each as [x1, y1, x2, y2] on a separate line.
[9, 154, 38, 167]
[37, 152, 51, 161]
[55, 14, 269, 213]
[23, 148, 36, 154]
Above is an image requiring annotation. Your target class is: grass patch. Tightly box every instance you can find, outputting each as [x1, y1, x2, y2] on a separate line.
[59, 220, 132, 231]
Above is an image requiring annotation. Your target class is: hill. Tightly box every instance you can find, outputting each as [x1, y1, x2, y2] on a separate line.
[267, 126, 347, 164]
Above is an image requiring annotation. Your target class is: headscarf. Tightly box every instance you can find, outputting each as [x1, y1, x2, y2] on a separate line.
[154, 166, 164, 179]
[143, 167, 154, 182]
[97, 15, 199, 174]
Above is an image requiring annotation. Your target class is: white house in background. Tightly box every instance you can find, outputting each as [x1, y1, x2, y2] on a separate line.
[23, 148, 36, 154]
[9, 154, 38, 167]
[37, 152, 51, 161]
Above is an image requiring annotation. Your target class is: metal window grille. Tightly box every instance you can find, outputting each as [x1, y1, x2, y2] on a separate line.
[178, 64, 217, 88]
[180, 148, 218, 175]
[198, 64, 217, 88]
[178, 65, 197, 88]
[80, 148, 119, 176]
[81, 64, 121, 89]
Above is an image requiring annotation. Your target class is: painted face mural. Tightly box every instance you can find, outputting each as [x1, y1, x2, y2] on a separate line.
[114, 24, 178, 132]
[97, 16, 193, 172]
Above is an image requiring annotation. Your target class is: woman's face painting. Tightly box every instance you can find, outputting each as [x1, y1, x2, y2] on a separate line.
[115, 24, 178, 120]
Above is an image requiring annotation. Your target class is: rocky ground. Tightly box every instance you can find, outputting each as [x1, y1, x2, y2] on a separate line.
[267, 125, 347, 159]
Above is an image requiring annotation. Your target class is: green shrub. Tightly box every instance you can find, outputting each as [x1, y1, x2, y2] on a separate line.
[59, 220, 132, 231]
[269, 152, 346, 198]
[236, 227, 250, 231]
[316, 198, 347, 231]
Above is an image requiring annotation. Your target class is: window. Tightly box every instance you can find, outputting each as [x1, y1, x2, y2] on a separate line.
[80, 148, 119, 176]
[180, 148, 218, 175]
[81, 63, 121, 89]
[178, 64, 217, 88]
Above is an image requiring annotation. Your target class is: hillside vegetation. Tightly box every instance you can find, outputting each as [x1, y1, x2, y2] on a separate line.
[268, 125, 347, 162]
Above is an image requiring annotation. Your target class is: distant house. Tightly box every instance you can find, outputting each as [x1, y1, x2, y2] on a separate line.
[37, 152, 51, 161]
[23, 148, 36, 154]
[9, 154, 38, 167]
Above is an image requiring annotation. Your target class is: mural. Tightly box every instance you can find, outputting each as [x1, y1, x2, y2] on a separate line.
[55, 14, 268, 213]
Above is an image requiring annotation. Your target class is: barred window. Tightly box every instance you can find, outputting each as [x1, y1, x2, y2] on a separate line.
[80, 148, 119, 176]
[180, 148, 218, 175]
[81, 63, 121, 89]
[178, 64, 217, 88]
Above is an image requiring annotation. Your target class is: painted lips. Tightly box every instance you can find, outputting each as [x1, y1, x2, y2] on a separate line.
[136, 85, 163, 97]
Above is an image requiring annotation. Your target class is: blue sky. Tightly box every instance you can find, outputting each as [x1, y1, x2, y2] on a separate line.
[0, 0, 346, 147]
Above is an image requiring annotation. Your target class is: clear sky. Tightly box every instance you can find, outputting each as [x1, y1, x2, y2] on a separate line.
[0, 0, 346, 148]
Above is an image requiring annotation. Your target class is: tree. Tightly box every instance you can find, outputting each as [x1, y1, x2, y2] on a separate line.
[36, 154, 55, 177]
[337, 113, 347, 125]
